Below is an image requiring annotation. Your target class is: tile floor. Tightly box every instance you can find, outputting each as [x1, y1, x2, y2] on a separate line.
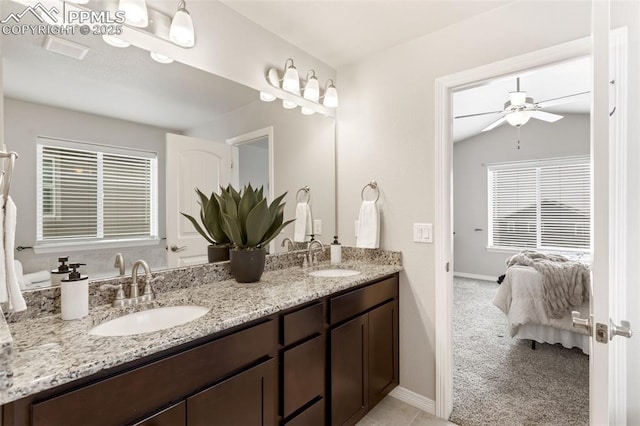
[356, 396, 458, 426]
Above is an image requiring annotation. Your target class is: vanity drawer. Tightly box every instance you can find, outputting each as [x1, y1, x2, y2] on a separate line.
[282, 335, 324, 418]
[31, 320, 275, 426]
[284, 397, 324, 426]
[330, 276, 398, 325]
[281, 302, 323, 346]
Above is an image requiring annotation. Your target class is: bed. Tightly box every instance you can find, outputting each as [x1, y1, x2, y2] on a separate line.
[493, 254, 591, 355]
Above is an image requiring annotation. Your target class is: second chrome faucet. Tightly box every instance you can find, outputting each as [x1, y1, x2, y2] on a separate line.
[101, 259, 164, 308]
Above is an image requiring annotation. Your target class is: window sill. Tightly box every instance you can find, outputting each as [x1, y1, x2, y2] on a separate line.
[486, 246, 591, 256]
[34, 238, 162, 254]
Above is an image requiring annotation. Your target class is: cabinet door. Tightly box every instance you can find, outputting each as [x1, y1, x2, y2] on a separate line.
[132, 402, 186, 426]
[283, 335, 324, 418]
[368, 301, 399, 408]
[330, 314, 368, 426]
[186, 358, 276, 426]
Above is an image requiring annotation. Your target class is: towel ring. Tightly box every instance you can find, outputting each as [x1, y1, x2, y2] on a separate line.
[361, 180, 380, 202]
[296, 186, 311, 204]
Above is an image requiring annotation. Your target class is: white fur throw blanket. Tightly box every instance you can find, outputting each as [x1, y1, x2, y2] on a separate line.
[505, 250, 590, 319]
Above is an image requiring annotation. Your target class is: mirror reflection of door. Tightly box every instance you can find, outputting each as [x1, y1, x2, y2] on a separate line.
[166, 134, 231, 268]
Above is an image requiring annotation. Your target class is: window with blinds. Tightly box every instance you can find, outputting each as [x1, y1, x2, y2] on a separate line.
[36, 138, 158, 246]
[487, 156, 591, 252]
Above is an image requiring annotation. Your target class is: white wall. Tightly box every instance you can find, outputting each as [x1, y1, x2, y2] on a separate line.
[453, 113, 590, 278]
[4, 98, 174, 275]
[336, 0, 594, 402]
[186, 101, 336, 249]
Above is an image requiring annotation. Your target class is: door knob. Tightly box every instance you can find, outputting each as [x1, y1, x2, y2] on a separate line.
[170, 245, 187, 252]
[610, 319, 633, 340]
[572, 311, 591, 333]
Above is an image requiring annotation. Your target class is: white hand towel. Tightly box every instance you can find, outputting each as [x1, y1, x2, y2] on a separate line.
[3, 196, 26, 312]
[14, 260, 27, 290]
[293, 202, 312, 242]
[356, 201, 380, 249]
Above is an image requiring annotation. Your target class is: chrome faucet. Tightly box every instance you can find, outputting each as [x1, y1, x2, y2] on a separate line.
[114, 253, 125, 276]
[130, 260, 151, 301]
[101, 259, 163, 307]
[281, 237, 294, 252]
[307, 240, 325, 266]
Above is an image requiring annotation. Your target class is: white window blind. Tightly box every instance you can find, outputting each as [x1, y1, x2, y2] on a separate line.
[36, 138, 158, 246]
[488, 156, 591, 252]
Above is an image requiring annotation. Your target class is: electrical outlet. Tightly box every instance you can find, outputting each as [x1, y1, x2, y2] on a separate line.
[314, 219, 322, 235]
[413, 223, 433, 243]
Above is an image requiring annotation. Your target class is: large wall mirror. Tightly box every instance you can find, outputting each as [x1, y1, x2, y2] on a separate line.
[1, 6, 336, 289]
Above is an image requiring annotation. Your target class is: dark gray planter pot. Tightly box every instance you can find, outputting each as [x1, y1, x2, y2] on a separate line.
[208, 244, 230, 263]
[229, 248, 266, 283]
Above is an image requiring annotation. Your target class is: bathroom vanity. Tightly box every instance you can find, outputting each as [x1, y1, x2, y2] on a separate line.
[0, 259, 400, 426]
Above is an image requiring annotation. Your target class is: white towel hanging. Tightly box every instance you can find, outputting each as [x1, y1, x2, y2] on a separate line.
[294, 202, 312, 242]
[3, 196, 27, 312]
[356, 200, 380, 249]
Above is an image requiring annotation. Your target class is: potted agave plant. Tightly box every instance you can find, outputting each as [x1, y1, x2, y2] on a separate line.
[218, 184, 294, 283]
[181, 188, 231, 262]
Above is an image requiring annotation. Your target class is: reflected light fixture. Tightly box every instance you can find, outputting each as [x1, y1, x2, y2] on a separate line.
[170, 0, 195, 48]
[322, 79, 339, 108]
[66, 0, 89, 3]
[282, 59, 300, 95]
[260, 68, 279, 102]
[150, 52, 174, 64]
[119, 0, 149, 27]
[283, 100, 298, 109]
[102, 35, 130, 48]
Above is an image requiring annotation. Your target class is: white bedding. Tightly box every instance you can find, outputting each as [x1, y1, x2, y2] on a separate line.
[493, 265, 590, 353]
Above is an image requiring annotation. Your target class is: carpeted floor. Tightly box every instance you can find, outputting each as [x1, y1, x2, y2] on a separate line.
[449, 277, 589, 426]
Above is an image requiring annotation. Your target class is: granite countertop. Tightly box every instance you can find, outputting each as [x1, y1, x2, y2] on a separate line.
[0, 261, 402, 405]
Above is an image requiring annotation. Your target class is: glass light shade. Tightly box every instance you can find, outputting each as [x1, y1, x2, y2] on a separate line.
[266, 68, 280, 88]
[260, 91, 276, 102]
[303, 76, 320, 102]
[509, 91, 527, 106]
[282, 65, 300, 94]
[150, 52, 174, 64]
[283, 100, 297, 109]
[102, 35, 130, 48]
[506, 111, 532, 126]
[170, 8, 195, 47]
[323, 83, 339, 108]
[301, 107, 315, 115]
[119, 0, 148, 27]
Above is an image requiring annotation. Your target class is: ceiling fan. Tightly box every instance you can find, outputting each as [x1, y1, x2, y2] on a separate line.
[455, 78, 590, 132]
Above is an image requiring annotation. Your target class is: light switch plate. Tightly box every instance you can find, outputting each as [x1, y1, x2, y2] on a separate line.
[413, 223, 433, 243]
[314, 219, 322, 235]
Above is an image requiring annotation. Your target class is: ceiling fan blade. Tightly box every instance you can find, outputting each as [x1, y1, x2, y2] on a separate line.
[530, 110, 564, 122]
[481, 116, 508, 132]
[454, 110, 503, 119]
[536, 91, 590, 108]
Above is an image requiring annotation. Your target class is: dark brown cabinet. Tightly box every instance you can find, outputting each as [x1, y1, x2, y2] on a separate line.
[133, 402, 186, 426]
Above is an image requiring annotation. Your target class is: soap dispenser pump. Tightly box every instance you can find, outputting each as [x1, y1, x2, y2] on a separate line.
[331, 235, 342, 265]
[60, 263, 89, 320]
[51, 256, 70, 287]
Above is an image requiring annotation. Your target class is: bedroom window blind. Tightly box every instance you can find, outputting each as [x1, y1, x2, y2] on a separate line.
[36, 137, 158, 248]
[488, 156, 591, 252]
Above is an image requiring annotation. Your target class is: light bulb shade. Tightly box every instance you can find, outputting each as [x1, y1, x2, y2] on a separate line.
[283, 100, 297, 109]
[150, 52, 174, 64]
[509, 91, 527, 106]
[266, 68, 280, 88]
[506, 110, 532, 126]
[301, 107, 315, 115]
[260, 91, 276, 102]
[102, 34, 130, 48]
[170, 6, 195, 47]
[282, 63, 300, 94]
[323, 82, 338, 108]
[303, 76, 320, 102]
[119, 0, 148, 27]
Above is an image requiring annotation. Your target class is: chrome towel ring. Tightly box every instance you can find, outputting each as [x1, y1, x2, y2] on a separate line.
[296, 186, 311, 204]
[361, 180, 380, 203]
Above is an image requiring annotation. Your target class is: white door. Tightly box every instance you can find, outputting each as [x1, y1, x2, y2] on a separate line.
[588, 6, 632, 425]
[166, 134, 231, 268]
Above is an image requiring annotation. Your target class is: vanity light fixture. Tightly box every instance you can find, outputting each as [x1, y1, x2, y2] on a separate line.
[169, 0, 195, 48]
[102, 35, 130, 48]
[282, 59, 301, 95]
[322, 79, 339, 108]
[118, 0, 149, 28]
[150, 52, 174, 64]
[283, 100, 298, 109]
[301, 70, 320, 115]
[66, 0, 90, 4]
[259, 68, 279, 102]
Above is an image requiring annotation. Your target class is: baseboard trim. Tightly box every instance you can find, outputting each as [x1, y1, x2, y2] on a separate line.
[389, 386, 436, 415]
[453, 272, 497, 282]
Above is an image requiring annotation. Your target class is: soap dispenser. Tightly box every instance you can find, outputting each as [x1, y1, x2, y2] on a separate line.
[331, 236, 342, 265]
[60, 263, 88, 321]
[50, 256, 70, 287]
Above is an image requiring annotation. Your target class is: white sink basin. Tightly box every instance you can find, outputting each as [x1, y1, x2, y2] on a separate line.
[89, 305, 210, 337]
[308, 268, 361, 278]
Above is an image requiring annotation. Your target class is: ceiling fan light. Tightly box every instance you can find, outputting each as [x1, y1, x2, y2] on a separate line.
[282, 59, 300, 94]
[170, 1, 195, 47]
[260, 91, 276, 102]
[506, 111, 532, 127]
[118, 0, 148, 27]
[102, 34, 130, 48]
[322, 80, 338, 108]
[509, 91, 527, 106]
